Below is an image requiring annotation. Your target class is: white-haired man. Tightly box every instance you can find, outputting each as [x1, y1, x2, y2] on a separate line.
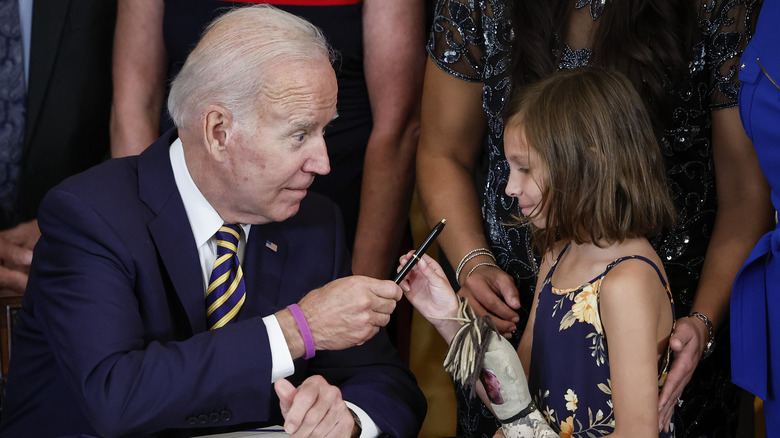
[0, 6, 425, 438]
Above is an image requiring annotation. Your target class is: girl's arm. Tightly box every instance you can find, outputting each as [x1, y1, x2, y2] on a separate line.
[470, 254, 556, 438]
[600, 259, 674, 438]
[398, 253, 462, 343]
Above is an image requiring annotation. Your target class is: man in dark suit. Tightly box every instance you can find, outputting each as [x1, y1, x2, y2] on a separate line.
[0, 5, 426, 437]
[0, 0, 115, 294]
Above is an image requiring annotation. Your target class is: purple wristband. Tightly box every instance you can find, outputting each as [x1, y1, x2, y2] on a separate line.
[287, 304, 315, 360]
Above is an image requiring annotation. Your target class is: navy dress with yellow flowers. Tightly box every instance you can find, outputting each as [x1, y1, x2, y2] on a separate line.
[528, 243, 676, 437]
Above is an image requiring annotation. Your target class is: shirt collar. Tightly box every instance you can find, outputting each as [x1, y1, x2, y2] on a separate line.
[169, 137, 251, 246]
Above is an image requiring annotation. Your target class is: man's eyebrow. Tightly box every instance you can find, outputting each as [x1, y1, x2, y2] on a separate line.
[293, 121, 316, 129]
[291, 112, 339, 129]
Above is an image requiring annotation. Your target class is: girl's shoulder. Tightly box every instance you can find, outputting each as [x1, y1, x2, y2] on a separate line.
[598, 238, 670, 306]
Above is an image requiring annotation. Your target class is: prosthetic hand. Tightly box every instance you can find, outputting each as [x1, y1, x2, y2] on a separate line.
[444, 299, 556, 438]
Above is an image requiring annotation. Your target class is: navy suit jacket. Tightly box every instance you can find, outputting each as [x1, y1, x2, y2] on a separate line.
[0, 131, 426, 437]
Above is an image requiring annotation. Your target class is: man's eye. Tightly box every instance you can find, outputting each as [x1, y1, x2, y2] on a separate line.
[294, 133, 306, 142]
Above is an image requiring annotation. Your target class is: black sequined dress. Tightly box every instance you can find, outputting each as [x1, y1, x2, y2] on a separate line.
[427, 0, 761, 436]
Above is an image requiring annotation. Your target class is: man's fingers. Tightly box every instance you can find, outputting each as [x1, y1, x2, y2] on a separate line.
[367, 279, 402, 301]
[370, 294, 398, 315]
[274, 378, 297, 415]
[282, 376, 342, 437]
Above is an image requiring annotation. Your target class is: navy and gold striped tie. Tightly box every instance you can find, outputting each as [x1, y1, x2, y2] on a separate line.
[205, 224, 246, 330]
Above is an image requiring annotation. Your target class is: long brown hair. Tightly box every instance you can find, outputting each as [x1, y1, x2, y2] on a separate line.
[509, 0, 694, 133]
[505, 67, 677, 255]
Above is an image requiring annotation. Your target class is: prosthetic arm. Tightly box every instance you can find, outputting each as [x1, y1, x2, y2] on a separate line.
[444, 299, 557, 438]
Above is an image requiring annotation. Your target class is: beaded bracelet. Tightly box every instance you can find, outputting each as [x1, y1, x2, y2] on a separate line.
[287, 304, 315, 359]
[456, 248, 496, 285]
[465, 262, 501, 282]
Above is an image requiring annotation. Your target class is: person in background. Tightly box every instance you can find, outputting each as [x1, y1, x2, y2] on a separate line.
[0, 6, 425, 437]
[417, 0, 774, 436]
[0, 0, 115, 295]
[731, 0, 780, 434]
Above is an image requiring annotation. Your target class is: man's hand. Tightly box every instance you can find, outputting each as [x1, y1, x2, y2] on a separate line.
[275, 376, 357, 438]
[297, 276, 402, 352]
[0, 220, 40, 293]
[458, 267, 520, 337]
[657, 316, 707, 432]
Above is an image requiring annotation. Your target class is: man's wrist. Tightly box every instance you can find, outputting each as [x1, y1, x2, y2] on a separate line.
[349, 408, 362, 438]
[276, 308, 306, 359]
[287, 304, 315, 359]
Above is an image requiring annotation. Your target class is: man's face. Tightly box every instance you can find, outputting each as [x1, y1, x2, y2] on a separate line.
[224, 60, 337, 224]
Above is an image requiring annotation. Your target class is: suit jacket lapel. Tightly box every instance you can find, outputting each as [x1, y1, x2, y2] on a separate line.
[24, 0, 71, 148]
[139, 131, 206, 334]
[243, 223, 288, 314]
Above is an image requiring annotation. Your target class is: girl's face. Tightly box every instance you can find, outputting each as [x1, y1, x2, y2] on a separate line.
[504, 126, 547, 228]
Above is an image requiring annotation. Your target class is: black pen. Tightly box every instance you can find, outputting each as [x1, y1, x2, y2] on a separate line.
[394, 219, 447, 284]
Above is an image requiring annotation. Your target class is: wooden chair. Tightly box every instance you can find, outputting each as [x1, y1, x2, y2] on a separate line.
[0, 292, 22, 414]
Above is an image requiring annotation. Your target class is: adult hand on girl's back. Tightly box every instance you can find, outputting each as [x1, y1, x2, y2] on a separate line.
[458, 268, 521, 337]
[657, 316, 707, 432]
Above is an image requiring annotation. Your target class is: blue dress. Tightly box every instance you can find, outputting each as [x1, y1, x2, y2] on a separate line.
[529, 244, 676, 437]
[731, 0, 780, 434]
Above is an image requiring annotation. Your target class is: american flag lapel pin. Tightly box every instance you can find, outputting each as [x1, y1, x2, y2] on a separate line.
[265, 240, 278, 252]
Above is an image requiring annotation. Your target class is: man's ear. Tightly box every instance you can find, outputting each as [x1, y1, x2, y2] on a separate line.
[202, 105, 234, 162]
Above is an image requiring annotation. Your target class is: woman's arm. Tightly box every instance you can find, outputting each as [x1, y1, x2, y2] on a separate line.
[110, 0, 167, 157]
[600, 260, 675, 438]
[657, 106, 774, 427]
[416, 60, 521, 335]
[350, 0, 426, 279]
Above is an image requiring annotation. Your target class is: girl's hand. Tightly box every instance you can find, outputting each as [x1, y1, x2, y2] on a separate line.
[397, 252, 459, 332]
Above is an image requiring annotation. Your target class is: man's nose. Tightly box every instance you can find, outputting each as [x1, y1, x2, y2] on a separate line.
[303, 137, 330, 175]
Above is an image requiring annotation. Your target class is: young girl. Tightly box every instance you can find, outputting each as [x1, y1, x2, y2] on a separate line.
[401, 67, 678, 437]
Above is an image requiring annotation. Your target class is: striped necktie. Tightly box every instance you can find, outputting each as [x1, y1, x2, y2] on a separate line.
[205, 224, 246, 330]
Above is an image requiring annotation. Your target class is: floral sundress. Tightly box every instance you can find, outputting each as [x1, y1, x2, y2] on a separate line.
[528, 243, 676, 437]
